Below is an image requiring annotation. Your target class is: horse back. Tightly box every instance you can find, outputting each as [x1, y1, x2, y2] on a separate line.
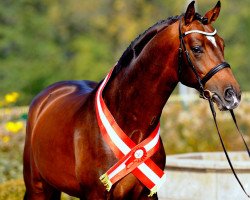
[28, 80, 98, 129]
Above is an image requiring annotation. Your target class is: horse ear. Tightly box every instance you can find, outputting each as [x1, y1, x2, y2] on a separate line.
[204, 1, 221, 24]
[184, 1, 196, 25]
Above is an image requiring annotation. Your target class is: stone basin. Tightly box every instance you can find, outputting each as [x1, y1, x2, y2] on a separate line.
[158, 152, 250, 200]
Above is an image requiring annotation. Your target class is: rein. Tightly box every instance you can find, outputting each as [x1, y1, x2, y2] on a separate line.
[178, 18, 250, 198]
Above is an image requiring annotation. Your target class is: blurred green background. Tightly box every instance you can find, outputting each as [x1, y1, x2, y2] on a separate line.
[0, 0, 250, 199]
[0, 0, 250, 104]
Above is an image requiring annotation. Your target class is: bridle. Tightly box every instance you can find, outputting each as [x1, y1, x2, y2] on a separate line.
[178, 18, 231, 98]
[178, 17, 250, 198]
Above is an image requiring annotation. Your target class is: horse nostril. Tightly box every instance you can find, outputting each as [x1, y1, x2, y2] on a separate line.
[224, 87, 235, 102]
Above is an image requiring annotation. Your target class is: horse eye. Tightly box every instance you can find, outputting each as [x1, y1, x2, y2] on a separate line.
[191, 46, 203, 54]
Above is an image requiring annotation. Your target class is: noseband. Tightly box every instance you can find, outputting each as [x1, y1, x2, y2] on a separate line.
[178, 18, 250, 198]
[178, 19, 230, 98]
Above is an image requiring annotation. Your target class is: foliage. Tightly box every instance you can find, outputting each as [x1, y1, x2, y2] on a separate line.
[0, 179, 77, 200]
[0, 92, 25, 183]
[0, 179, 25, 200]
[0, 0, 250, 104]
[161, 97, 250, 154]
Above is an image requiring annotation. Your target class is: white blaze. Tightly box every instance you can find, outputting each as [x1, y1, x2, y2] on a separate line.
[206, 36, 217, 47]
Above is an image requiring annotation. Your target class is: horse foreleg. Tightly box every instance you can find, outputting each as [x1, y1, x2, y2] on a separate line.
[138, 194, 158, 200]
[23, 139, 61, 200]
[23, 186, 61, 200]
[23, 170, 61, 200]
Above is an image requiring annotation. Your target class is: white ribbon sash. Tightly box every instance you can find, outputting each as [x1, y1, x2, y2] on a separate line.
[95, 67, 166, 196]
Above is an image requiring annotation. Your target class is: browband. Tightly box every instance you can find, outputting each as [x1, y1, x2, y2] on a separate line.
[182, 29, 217, 37]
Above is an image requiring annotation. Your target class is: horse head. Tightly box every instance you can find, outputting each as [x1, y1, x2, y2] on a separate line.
[179, 1, 241, 111]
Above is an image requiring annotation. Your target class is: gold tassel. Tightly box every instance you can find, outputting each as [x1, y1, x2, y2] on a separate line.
[99, 173, 112, 192]
[148, 186, 157, 197]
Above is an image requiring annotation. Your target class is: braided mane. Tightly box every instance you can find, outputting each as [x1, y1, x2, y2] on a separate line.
[116, 15, 180, 70]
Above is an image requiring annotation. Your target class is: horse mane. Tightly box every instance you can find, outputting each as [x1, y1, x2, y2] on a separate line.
[115, 13, 205, 73]
[115, 15, 181, 72]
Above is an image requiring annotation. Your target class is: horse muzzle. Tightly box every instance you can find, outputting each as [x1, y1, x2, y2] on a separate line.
[210, 87, 241, 111]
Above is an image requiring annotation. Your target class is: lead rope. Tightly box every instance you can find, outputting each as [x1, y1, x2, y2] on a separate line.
[208, 98, 250, 198]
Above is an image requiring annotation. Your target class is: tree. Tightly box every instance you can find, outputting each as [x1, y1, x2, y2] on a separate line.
[0, 0, 250, 104]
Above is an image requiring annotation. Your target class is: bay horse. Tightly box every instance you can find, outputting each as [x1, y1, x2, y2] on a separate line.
[23, 1, 241, 200]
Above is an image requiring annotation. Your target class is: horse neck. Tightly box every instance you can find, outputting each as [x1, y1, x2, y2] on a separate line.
[102, 23, 179, 143]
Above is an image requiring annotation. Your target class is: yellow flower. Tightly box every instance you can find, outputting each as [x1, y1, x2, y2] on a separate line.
[5, 121, 24, 133]
[4, 92, 20, 104]
[2, 136, 10, 143]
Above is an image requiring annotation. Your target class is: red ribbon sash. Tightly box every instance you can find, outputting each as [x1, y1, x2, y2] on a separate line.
[95, 67, 166, 196]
